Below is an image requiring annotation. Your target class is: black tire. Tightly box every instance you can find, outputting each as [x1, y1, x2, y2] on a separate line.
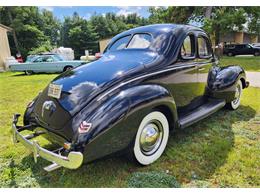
[227, 52, 233, 57]
[129, 111, 169, 165]
[254, 51, 260, 56]
[63, 66, 73, 72]
[24, 70, 33, 75]
[226, 80, 242, 110]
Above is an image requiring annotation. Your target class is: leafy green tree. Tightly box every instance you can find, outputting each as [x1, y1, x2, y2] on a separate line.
[0, 6, 60, 57]
[61, 12, 99, 58]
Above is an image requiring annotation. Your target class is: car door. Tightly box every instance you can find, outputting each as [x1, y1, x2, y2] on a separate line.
[41, 56, 57, 72]
[196, 34, 214, 99]
[158, 34, 200, 113]
[31, 56, 44, 72]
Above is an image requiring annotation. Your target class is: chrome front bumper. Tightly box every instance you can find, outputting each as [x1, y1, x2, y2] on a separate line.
[12, 114, 83, 171]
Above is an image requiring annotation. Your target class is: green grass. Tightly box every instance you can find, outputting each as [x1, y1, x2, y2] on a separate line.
[0, 71, 260, 187]
[220, 56, 260, 72]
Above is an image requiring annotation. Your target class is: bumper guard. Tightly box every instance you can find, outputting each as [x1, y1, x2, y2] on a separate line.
[12, 114, 83, 171]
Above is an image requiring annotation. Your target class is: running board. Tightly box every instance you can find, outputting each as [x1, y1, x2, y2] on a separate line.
[178, 99, 226, 129]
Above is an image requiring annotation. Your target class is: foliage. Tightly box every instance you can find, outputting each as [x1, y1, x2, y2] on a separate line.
[148, 6, 260, 44]
[0, 6, 259, 59]
[127, 171, 180, 188]
[60, 12, 99, 58]
[0, 7, 60, 57]
[28, 41, 53, 55]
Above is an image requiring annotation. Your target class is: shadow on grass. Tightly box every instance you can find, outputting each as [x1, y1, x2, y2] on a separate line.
[162, 105, 256, 183]
[17, 105, 255, 187]
[10, 72, 58, 77]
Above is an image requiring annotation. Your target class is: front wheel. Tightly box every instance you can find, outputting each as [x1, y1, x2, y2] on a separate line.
[132, 111, 169, 165]
[226, 80, 242, 110]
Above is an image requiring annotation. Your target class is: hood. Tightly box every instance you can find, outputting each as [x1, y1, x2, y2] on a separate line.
[33, 50, 158, 129]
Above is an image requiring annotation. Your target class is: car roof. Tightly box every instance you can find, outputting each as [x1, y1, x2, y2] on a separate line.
[110, 24, 204, 42]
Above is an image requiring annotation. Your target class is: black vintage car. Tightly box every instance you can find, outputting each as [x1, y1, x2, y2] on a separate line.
[223, 43, 260, 56]
[12, 24, 249, 171]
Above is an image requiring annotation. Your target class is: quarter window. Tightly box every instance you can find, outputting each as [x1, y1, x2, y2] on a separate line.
[198, 37, 212, 57]
[181, 35, 195, 58]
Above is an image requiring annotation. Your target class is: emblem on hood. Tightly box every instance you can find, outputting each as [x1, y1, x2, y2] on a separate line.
[41, 101, 56, 118]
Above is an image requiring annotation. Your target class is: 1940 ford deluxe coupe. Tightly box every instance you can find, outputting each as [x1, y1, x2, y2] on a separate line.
[12, 24, 249, 171]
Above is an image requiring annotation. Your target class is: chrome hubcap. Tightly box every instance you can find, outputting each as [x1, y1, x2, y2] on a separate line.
[139, 121, 163, 156]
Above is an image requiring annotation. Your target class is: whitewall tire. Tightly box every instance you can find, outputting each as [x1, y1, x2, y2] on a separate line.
[133, 111, 169, 165]
[227, 80, 242, 110]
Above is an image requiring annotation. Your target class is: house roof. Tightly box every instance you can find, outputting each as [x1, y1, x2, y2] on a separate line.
[0, 24, 13, 31]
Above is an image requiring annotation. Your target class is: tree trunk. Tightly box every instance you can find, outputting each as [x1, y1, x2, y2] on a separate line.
[205, 7, 213, 19]
[7, 7, 20, 54]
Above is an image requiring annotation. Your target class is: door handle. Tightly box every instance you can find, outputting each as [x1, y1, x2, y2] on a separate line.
[198, 67, 205, 71]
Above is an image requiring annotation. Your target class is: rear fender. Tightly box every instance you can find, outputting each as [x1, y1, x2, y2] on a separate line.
[73, 84, 177, 162]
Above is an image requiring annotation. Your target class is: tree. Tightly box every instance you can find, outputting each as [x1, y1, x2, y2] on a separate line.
[148, 6, 260, 45]
[0, 6, 60, 57]
[61, 12, 99, 58]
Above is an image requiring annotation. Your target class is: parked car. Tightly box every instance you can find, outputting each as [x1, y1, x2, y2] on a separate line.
[223, 43, 260, 56]
[9, 54, 87, 75]
[12, 24, 249, 171]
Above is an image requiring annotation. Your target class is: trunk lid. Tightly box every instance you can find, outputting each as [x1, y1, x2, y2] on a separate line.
[33, 50, 157, 129]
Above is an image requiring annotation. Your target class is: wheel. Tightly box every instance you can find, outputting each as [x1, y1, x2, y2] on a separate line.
[132, 111, 169, 165]
[64, 66, 73, 72]
[254, 51, 260, 56]
[226, 80, 242, 110]
[227, 52, 233, 57]
[24, 70, 33, 75]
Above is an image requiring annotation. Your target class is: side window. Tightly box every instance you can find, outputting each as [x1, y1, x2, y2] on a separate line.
[45, 56, 54, 62]
[34, 57, 43, 63]
[181, 35, 195, 59]
[109, 35, 131, 51]
[198, 36, 212, 58]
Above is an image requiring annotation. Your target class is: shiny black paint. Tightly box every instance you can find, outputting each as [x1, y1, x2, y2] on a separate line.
[23, 24, 248, 163]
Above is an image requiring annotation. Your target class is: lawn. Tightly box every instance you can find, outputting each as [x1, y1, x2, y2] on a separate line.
[220, 56, 260, 72]
[0, 69, 260, 187]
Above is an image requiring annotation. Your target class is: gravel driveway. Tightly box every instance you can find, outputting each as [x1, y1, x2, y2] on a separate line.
[245, 71, 260, 87]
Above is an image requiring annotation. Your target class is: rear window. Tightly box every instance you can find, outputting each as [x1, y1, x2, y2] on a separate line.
[109, 33, 152, 51]
[110, 35, 131, 51]
[127, 34, 152, 49]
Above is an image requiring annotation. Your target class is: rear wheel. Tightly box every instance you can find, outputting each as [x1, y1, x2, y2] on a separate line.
[24, 70, 33, 75]
[63, 66, 73, 72]
[226, 80, 242, 110]
[227, 52, 234, 57]
[131, 111, 169, 165]
[254, 51, 260, 56]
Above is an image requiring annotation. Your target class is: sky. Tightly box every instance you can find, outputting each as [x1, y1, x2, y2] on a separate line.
[39, 6, 151, 20]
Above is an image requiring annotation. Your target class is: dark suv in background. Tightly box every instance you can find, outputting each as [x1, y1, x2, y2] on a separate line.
[223, 43, 260, 56]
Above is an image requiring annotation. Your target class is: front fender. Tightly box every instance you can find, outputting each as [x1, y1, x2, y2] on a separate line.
[73, 84, 177, 163]
[207, 65, 246, 102]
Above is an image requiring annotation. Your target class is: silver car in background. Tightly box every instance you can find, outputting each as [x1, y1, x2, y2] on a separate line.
[9, 54, 87, 75]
